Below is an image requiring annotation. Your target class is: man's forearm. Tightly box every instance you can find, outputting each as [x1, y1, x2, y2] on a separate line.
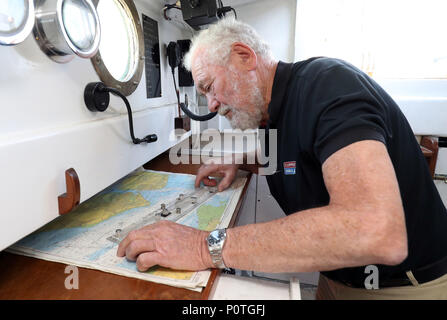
[222, 204, 404, 273]
[218, 141, 408, 273]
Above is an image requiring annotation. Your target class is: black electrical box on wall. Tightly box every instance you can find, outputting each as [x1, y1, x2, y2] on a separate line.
[178, 39, 194, 87]
[180, 0, 218, 30]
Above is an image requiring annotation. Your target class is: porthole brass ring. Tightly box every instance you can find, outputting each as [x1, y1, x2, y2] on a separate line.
[90, 0, 144, 96]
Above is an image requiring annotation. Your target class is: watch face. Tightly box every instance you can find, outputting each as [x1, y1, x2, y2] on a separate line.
[208, 230, 220, 246]
[207, 229, 227, 269]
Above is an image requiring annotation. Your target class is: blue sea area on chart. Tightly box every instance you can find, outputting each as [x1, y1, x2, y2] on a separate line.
[179, 210, 200, 229]
[137, 174, 196, 205]
[117, 258, 138, 272]
[87, 244, 116, 261]
[14, 206, 144, 252]
[14, 227, 85, 252]
[102, 173, 197, 208]
[138, 189, 179, 206]
[164, 173, 196, 189]
[177, 192, 229, 229]
[203, 193, 228, 207]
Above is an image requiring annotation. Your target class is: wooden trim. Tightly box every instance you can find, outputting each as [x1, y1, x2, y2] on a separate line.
[420, 136, 439, 177]
[200, 269, 220, 300]
[58, 168, 80, 215]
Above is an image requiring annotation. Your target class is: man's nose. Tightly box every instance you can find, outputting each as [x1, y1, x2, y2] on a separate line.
[207, 96, 220, 113]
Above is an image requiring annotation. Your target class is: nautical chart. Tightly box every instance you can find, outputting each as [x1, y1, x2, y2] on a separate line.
[8, 169, 247, 291]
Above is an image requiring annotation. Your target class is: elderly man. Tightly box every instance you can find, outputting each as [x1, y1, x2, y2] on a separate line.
[117, 18, 447, 299]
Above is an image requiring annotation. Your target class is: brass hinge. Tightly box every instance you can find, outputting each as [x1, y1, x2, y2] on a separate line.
[434, 174, 447, 183]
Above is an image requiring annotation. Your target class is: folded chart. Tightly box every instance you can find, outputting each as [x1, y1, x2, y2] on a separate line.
[8, 169, 247, 292]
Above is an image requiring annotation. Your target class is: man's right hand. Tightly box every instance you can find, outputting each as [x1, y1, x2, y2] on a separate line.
[195, 163, 240, 192]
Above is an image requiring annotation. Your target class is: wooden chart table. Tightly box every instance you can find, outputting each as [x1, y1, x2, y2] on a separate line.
[0, 152, 251, 299]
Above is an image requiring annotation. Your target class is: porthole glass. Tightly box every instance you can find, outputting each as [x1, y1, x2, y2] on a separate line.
[91, 0, 144, 96]
[0, 0, 34, 45]
[97, 0, 139, 81]
[62, 0, 97, 52]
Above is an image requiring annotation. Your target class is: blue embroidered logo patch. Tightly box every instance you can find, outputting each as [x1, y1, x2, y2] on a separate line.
[283, 161, 296, 175]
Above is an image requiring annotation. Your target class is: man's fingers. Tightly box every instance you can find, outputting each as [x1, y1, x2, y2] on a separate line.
[136, 252, 163, 272]
[218, 173, 234, 191]
[117, 230, 144, 257]
[202, 177, 218, 187]
[124, 239, 155, 261]
[195, 164, 220, 187]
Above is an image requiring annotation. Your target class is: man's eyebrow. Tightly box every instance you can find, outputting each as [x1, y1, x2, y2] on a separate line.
[197, 81, 206, 92]
[197, 79, 210, 94]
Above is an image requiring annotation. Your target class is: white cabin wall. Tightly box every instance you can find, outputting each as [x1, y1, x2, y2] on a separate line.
[0, 0, 194, 138]
[233, 0, 297, 63]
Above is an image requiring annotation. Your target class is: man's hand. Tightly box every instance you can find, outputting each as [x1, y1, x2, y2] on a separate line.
[195, 162, 240, 192]
[116, 220, 213, 272]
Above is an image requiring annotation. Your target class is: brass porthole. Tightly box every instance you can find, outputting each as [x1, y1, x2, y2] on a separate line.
[91, 0, 144, 96]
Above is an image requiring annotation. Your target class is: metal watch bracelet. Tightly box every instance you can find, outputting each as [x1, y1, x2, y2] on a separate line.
[207, 228, 227, 269]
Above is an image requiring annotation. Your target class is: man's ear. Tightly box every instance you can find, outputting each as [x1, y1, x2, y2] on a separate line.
[229, 42, 257, 71]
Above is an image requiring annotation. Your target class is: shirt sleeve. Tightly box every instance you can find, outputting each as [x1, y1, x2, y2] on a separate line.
[309, 63, 390, 164]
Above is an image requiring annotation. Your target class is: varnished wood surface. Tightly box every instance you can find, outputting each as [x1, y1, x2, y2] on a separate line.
[420, 136, 439, 178]
[58, 168, 81, 215]
[0, 152, 251, 300]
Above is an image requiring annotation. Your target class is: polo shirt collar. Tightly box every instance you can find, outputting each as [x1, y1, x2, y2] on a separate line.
[267, 61, 294, 128]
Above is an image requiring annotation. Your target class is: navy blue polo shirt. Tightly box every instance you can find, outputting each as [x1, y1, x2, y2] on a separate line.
[264, 57, 447, 287]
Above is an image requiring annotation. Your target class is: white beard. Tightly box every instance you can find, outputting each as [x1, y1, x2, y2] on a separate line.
[219, 81, 265, 130]
[220, 104, 263, 130]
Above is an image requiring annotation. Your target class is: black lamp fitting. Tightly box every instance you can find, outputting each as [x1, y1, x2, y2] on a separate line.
[84, 82, 158, 145]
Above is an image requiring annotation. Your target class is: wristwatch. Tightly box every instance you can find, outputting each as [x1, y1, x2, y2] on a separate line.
[207, 228, 227, 269]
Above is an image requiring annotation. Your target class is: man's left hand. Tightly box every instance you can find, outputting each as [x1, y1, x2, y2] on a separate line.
[116, 220, 213, 272]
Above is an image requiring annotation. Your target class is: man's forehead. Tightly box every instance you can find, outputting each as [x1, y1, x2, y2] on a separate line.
[192, 60, 211, 86]
[191, 50, 216, 86]
[191, 47, 210, 73]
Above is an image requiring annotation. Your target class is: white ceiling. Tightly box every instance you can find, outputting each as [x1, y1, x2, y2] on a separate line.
[222, 0, 258, 7]
[155, 0, 258, 8]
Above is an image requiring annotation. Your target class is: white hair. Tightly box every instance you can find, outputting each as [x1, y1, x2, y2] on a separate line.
[183, 17, 274, 71]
